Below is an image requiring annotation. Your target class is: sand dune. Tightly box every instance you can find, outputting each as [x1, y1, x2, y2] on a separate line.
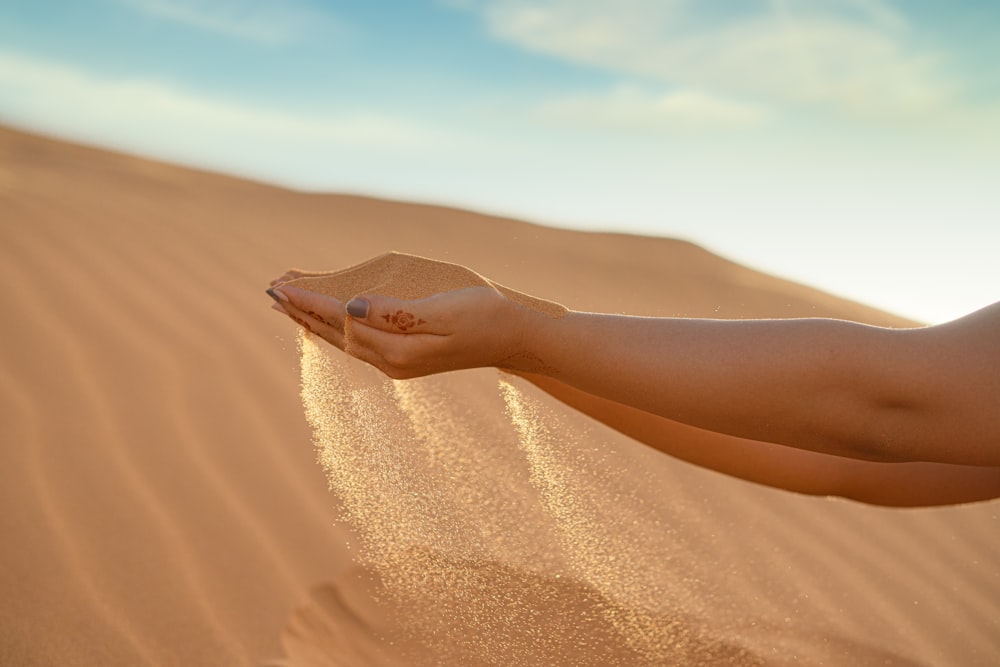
[1, 125, 997, 666]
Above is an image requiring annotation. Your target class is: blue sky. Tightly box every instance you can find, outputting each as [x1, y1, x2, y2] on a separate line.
[2, 0, 998, 323]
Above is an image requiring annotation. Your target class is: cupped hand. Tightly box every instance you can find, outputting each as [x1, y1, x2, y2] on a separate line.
[267, 283, 349, 349]
[269, 284, 535, 379]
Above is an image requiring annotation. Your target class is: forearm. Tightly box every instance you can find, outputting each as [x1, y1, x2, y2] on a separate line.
[275, 263, 997, 467]
[514, 371, 852, 498]
[521, 311, 917, 462]
[515, 373, 1000, 507]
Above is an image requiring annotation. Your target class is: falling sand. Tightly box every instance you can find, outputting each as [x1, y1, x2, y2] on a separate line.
[285, 253, 765, 665]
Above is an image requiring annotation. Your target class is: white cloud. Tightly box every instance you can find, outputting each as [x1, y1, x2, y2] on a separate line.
[474, 0, 959, 120]
[0, 52, 444, 146]
[115, 0, 342, 45]
[537, 85, 769, 131]
[0, 51, 473, 190]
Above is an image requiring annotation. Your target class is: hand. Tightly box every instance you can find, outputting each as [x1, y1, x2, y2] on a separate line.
[269, 284, 538, 379]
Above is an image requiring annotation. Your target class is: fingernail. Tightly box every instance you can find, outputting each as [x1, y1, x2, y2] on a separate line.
[267, 288, 289, 303]
[346, 298, 369, 318]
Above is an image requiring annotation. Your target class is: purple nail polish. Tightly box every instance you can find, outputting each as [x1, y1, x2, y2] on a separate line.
[346, 298, 369, 318]
[267, 288, 290, 303]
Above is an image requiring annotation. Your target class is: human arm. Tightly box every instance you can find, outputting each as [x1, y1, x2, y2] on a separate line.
[514, 372, 1000, 507]
[269, 281, 1000, 467]
[515, 307, 1000, 466]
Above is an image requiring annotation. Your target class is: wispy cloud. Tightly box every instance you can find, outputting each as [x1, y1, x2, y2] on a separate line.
[471, 0, 963, 121]
[0, 51, 459, 184]
[537, 85, 769, 131]
[115, 0, 343, 45]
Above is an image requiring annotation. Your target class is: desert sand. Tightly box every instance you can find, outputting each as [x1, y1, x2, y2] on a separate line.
[1, 125, 997, 666]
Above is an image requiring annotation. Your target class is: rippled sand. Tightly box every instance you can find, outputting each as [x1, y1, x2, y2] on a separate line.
[1, 125, 997, 666]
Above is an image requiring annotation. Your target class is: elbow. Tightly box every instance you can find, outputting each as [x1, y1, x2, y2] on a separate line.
[819, 390, 927, 464]
[815, 460, 913, 507]
[817, 459, 1000, 508]
[812, 324, 937, 464]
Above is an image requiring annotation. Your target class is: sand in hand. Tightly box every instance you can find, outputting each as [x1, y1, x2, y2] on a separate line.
[285, 250, 567, 314]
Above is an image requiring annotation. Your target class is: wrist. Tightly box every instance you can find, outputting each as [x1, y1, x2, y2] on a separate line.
[495, 299, 565, 376]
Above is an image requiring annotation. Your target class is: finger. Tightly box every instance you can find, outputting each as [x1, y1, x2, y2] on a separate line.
[273, 285, 346, 332]
[344, 293, 447, 335]
[284, 301, 345, 350]
[346, 321, 452, 379]
[267, 285, 344, 349]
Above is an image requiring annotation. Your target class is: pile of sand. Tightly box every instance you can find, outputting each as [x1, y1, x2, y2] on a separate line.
[286, 251, 567, 318]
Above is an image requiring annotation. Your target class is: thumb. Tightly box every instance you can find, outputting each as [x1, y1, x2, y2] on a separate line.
[345, 294, 436, 334]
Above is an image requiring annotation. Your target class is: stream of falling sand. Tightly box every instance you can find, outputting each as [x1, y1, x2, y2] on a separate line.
[298, 331, 759, 665]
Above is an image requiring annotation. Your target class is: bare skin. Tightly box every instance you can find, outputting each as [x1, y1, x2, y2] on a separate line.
[514, 372, 1000, 507]
[268, 275, 1000, 506]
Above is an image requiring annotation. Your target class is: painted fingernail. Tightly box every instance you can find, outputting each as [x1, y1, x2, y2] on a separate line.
[346, 298, 369, 318]
[267, 288, 289, 303]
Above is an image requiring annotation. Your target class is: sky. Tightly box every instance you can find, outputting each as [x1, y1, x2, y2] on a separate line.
[2, 0, 998, 324]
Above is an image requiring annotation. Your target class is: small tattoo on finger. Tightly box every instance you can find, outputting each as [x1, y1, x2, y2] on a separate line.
[382, 310, 426, 331]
